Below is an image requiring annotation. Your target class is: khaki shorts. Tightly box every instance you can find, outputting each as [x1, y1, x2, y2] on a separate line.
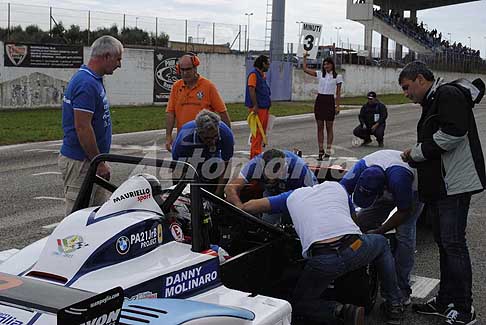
[58, 154, 109, 216]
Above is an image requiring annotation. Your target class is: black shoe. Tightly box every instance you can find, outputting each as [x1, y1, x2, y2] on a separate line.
[361, 139, 372, 146]
[337, 304, 365, 325]
[378, 140, 384, 147]
[442, 307, 477, 325]
[381, 302, 404, 325]
[412, 297, 453, 317]
[317, 150, 325, 161]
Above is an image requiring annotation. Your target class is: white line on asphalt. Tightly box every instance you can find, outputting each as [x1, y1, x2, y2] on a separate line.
[42, 222, 60, 230]
[34, 196, 65, 202]
[32, 172, 61, 176]
[410, 275, 440, 299]
[24, 149, 59, 153]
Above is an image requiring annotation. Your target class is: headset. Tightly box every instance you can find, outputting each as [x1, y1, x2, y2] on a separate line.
[175, 52, 200, 75]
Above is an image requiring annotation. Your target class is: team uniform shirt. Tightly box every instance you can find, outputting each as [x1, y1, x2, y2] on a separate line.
[247, 70, 266, 88]
[316, 71, 343, 96]
[268, 182, 361, 257]
[172, 120, 234, 162]
[240, 150, 318, 190]
[60, 64, 112, 161]
[340, 150, 417, 210]
[166, 76, 227, 129]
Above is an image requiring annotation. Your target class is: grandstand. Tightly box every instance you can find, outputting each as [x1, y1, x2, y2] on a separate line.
[346, 0, 484, 72]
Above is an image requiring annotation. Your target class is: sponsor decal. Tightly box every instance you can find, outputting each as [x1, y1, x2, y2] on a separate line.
[0, 313, 23, 325]
[170, 223, 184, 242]
[90, 292, 121, 308]
[125, 291, 158, 301]
[55, 235, 88, 257]
[5, 44, 28, 66]
[79, 309, 121, 325]
[196, 91, 204, 100]
[162, 259, 219, 298]
[157, 224, 163, 244]
[0, 275, 23, 291]
[116, 223, 162, 255]
[112, 188, 151, 204]
[116, 236, 130, 255]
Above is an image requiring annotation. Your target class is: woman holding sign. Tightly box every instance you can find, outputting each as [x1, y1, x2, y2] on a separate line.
[303, 53, 342, 160]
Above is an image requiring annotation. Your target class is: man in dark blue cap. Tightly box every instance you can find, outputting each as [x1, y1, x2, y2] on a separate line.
[340, 150, 423, 306]
[353, 91, 388, 147]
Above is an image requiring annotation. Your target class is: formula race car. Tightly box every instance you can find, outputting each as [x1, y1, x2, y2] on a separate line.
[0, 154, 378, 325]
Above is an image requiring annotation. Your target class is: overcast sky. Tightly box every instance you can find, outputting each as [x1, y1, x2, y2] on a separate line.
[3, 0, 486, 57]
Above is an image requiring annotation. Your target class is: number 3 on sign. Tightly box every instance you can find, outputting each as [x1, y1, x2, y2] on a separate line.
[303, 34, 315, 51]
[297, 22, 322, 60]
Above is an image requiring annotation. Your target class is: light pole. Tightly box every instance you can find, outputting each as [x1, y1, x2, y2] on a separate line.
[447, 32, 451, 43]
[197, 24, 200, 43]
[135, 17, 139, 29]
[484, 36, 486, 59]
[296, 21, 303, 42]
[468, 36, 471, 48]
[245, 12, 253, 52]
[334, 26, 342, 47]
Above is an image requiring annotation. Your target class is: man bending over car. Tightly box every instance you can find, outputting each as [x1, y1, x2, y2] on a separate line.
[240, 181, 404, 325]
[225, 148, 317, 224]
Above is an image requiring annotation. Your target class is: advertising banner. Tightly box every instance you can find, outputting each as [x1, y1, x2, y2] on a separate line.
[154, 49, 184, 102]
[4, 43, 83, 68]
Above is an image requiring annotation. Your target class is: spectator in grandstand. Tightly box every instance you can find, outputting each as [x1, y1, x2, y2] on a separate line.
[172, 110, 234, 196]
[303, 53, 343, 160]
[165, 53, 231, 152]
[58, 35, 123, 216]
[400, 61, 485, 325]
[353, 91, 388, 147]
[245, 55, 272, 158]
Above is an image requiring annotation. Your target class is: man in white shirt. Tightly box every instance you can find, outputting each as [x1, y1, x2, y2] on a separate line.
[241, 181, 404, 325]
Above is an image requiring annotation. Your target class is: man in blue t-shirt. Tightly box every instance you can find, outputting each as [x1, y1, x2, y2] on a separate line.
[58, 35, 123, 216]
[240, 181, 404, 324]
[225, 148, 317, 224]
[340, 149, 423, 304]
[172, 110, 234, 196]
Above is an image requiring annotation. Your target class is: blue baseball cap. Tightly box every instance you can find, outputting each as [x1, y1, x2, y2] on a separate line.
[352, 166, 385, 208]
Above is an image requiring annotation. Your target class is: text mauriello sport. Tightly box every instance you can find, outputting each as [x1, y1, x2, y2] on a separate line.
[113, 188, 150, 203]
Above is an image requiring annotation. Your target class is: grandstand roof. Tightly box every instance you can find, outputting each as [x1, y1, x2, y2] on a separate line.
[374, 0, 480, 10]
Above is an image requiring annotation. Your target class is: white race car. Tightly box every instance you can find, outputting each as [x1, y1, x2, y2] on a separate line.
[0, 154, 377, 325]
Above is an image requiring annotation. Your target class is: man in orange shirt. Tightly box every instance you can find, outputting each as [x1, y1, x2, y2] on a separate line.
[245, 55, 271, 158]
[165, 53, 231, 151]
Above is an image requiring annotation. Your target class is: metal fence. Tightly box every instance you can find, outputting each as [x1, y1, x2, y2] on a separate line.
[279, 40, 486, 74]
[0, 2, 245, 51]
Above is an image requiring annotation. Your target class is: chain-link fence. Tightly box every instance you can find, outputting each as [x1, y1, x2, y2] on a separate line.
[0, 2, 245, 51]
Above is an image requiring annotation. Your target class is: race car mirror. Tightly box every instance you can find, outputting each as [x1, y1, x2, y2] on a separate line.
[296, 22, 322, 60]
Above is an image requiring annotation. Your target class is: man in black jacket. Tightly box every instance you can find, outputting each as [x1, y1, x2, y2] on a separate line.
[399, 61, 486, 325]
[353, 91, 388, 147]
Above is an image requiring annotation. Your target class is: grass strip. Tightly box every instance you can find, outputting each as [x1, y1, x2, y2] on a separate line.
[0, 94, 409, 145]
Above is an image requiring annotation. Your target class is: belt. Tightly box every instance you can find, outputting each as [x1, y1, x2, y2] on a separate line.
[309, 234, 362, 257]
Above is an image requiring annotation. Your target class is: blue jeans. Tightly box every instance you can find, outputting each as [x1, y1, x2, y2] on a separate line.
[429, 193, 473, 313]
[356, 191, 423, 297]
[292, 234, 402, 323]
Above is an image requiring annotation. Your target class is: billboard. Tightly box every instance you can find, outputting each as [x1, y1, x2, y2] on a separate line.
[4, 43, 83, 68]
[153, 49, 184, 103]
